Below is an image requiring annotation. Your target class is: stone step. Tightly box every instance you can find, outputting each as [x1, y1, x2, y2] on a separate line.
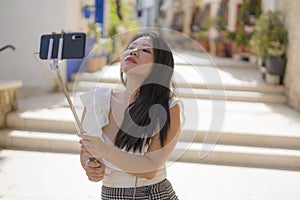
[1, 129, 299, 171]
[182, 130, 300, 150]
[0, 129, 79, 154]
[173, 51, 259, 68]
[178, 88, 286, 103]
[7, 94, 300, 148]
[6, 110, 300, 150]
[6, 95, 300, 150]
[172, 142, 300, 171]
[67, 81, 286, 104]
[71, 69, 285, 94]
[6, 107, 78, 133]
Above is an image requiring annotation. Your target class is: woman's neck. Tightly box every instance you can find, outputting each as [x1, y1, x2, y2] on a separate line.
[122, 74, 145, 103]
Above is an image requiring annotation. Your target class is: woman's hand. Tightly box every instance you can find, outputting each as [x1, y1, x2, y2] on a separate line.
[84, 159, 105, 182]
[79, 133, 106, 159]
[80, 143, 105, 182]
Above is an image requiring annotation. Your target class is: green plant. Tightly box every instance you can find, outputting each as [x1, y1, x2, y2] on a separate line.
[88, 23, 101, 41]
[88, 23, 102, 55]
[267, 41, 286, 58]
[198, 31, 209, 42]
[213, 16, 226, 31]
[214, 31, 226, 43]
[252, 0, 262, 18]
[107, 0, 139, 37]
[88, 23, 113, 57]
[250, 10, 288, 58]
[235, 25, 251, 46]
[238, 2, 250, 24]
[238, 1, 262, 25]
[201, 19, 212, 31]
[226, 31, 236, 42]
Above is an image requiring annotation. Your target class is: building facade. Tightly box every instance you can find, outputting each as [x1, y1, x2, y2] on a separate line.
[276, 0, 300, 111]
[162, 0, 300, 112]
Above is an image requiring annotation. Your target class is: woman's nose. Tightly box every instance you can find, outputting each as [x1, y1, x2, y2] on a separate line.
[129, 48, 139, 56]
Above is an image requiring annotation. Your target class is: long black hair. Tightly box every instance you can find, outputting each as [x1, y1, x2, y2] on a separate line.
[114, 32, 175, 153]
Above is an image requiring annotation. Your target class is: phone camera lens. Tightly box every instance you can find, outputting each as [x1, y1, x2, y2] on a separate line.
[72, 35, 82, 40]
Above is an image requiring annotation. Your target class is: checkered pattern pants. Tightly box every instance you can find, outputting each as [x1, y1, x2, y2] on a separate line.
[101, 179, 179, 200]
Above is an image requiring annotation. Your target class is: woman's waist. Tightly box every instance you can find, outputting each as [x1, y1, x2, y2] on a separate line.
[103, 167, 166, 188]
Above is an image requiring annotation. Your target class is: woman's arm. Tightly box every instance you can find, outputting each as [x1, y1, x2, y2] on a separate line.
[80, 106, 105, 182]
[79, 104, 181, 175]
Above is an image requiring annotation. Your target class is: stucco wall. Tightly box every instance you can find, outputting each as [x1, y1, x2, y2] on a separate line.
[227, 0, 243, 32]
[277, 0, 300, 111]
[0, 0, 84, 94]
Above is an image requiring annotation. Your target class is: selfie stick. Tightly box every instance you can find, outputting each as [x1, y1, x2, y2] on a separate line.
[47, 32, 97, 162]
[47, 32, 84, 134]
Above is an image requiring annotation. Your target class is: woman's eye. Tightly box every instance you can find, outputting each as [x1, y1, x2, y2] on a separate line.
[142, 49, 151, 53]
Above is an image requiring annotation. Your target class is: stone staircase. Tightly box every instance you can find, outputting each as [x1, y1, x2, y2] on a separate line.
[67, 60, 287, 104]
[1, 53, 300, 171]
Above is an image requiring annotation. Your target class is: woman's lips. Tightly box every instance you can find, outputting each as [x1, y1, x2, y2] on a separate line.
[125, 57, 137, 64]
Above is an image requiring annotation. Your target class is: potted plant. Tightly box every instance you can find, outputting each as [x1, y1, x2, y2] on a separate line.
[233, 2, 259, 60]
[266, 41, 286, 77]
[235, 24, 252, 54]
[198, 31, 210, 52]
[214, 31, 226, 57]
[86, 23, 109, 72]
[86, 23, 106, 72]
[225, 31, 237, 58]
[107, 0, 139, 62]
[210, 15, 226, 57]
[250, 11, 288, 79]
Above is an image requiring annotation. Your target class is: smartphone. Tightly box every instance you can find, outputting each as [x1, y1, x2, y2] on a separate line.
[39, 32, 86, 60]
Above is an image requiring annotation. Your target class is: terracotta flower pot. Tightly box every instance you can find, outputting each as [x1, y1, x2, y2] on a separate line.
[240, 45, 251, 53]
[215, 42, 226, 57]
[86, 56, 107, 73]
[198, 41, 210, 52]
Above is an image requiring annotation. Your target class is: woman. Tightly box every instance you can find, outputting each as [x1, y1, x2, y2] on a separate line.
[79, 31, 184, 199]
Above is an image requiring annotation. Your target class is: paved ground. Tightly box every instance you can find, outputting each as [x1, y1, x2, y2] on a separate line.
[0, 149, 300, 200]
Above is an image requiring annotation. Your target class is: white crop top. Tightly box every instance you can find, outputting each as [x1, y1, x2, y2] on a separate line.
[80, 87, 185, 187]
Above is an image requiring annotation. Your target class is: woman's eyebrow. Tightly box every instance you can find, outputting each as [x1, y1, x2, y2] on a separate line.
[128, 42, 152, 48]
[130, 42, 137, 45]
[142, 44, 152, 48]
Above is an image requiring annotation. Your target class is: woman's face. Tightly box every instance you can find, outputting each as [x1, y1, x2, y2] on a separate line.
[121, 36, 154, 77]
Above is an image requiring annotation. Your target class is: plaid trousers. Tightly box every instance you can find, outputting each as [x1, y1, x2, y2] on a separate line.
[101, 179, 178, 200]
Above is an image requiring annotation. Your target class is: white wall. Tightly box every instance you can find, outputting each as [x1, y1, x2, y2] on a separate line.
[262, 0, 279, 12]
[227, 0, 243, 31]
[137, 0, 156, 27]
[277, 0, 300, 111]
[0, 0, 84, 93]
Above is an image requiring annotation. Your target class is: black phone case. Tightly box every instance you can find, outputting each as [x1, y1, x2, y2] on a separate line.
[39, 32, 86, 59]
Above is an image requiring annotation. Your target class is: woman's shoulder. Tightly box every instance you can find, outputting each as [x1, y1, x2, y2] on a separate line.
[80, 87, 112, 107]
[169, 97, 185, 126]
[168, 97, 182, 109]
[111, 90, 123, 98]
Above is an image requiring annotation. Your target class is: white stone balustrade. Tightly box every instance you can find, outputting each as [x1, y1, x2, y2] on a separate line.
[0, 80, 22, 127]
